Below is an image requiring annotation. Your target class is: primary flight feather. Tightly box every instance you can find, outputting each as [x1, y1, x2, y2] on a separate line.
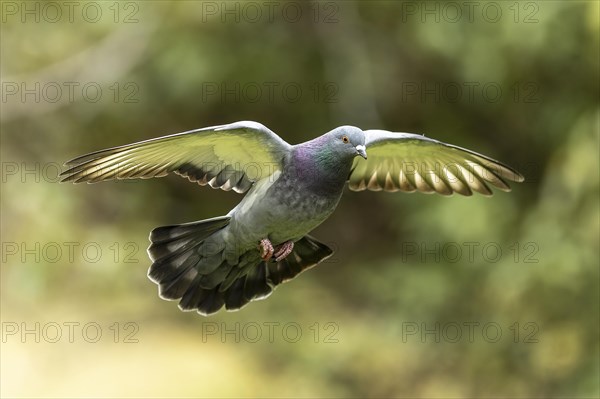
[61, 121, 524, 315]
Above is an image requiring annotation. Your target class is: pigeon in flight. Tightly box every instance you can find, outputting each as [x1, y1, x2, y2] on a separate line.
[61, 121, 524, 315]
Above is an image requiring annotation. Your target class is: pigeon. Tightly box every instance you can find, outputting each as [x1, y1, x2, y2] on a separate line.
[61, 121, 524, 315]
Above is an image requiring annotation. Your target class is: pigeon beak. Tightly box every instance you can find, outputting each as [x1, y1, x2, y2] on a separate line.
[356, 145, 367, 159]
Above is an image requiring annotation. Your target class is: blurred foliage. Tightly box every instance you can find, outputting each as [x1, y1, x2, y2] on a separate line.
[1, 1, 599, 398]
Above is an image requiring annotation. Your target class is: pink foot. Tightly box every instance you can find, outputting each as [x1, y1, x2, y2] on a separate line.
[274, 241, 294, 262]
[259, 238, 274, 261]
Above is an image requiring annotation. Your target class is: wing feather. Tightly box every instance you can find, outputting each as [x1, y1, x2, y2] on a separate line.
[348, 130, 524, 196]
[61, 121, 291, 193]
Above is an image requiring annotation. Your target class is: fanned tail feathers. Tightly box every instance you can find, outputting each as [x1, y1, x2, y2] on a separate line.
[147, 218, 333, 316]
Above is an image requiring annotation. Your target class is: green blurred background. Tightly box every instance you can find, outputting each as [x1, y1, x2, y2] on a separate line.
[1, 1, 598, 397]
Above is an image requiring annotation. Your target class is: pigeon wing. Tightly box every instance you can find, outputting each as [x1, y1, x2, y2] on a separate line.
[348, 130, 524, 196]
[60, 121, 291, 193]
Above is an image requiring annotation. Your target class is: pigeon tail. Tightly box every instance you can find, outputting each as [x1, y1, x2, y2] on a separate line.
[147, 219, 334, 315]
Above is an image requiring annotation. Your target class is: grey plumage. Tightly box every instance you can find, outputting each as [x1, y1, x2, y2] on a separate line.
[60, 121, 524, 315]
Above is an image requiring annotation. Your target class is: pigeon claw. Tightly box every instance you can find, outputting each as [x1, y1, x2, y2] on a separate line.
[259, 238, 274, 261]
[274, 241, 294, 262]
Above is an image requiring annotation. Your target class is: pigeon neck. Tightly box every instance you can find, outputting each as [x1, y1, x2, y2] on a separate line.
[293, 138, 354, 195]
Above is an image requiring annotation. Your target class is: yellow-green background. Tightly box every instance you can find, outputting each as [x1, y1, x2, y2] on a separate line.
[1, 1, 598, 397]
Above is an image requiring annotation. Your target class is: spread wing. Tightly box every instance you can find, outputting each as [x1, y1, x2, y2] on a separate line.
[348, 130, 524, 196]
[60, 121, 291, 193]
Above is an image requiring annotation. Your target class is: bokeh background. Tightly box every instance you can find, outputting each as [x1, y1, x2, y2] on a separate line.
[1, 1, 598, 397]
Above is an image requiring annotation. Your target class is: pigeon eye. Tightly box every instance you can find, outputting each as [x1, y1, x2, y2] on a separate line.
[342, 135, 349, 144]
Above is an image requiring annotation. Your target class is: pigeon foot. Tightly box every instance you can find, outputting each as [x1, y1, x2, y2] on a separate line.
[259, 238, 274, 261]
[274, 241, 294, 262]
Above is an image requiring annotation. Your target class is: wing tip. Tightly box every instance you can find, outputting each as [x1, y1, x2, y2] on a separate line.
[513, 171, 526, 183]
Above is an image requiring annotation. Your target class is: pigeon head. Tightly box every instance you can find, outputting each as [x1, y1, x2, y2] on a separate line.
[292, 126, 367, 192]
[324, 126, 367, 160]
